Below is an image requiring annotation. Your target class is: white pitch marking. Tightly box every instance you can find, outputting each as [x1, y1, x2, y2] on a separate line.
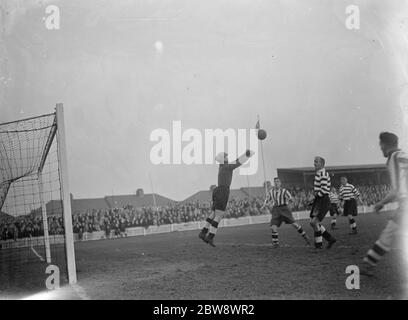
[30, 243, 45, 262]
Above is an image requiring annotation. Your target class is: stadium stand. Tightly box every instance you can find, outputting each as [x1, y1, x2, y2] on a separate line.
[1, 183, 390, 242]
[0, 164, 393, 242]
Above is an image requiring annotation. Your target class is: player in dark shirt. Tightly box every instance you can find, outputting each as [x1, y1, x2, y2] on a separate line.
[199, 149, 254, 247]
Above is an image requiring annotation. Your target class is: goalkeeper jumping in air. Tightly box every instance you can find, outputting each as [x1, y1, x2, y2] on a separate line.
[199, 150, 255, 247]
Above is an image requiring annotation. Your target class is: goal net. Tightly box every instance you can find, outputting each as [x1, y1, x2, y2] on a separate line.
[0, 105, 76, 297]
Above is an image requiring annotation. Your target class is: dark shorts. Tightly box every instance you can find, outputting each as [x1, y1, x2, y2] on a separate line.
[271, 205, 295, 227]
[329, 203, 339, 216]
[212, 186, 230, 211]
[343, 199, 358, 216]
[310, 195, 330, 222]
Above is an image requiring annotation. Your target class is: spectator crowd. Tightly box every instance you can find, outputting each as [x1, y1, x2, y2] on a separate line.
[0, 215, 64, 242]
[1, 184, 391, 241]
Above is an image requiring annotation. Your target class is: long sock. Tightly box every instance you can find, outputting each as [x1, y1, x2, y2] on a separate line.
[208, 220, 219, 237]
[271, 229, 279, 244]
[349, 216, 357, 230]
[201, 218, 213, 234]
[320, 224, 335, 242]
[364, 240, 389, 266]
[293, 223, 308, 241]
[314, 225, 323, 248]
[202, 211, 216, 233]
[208, 211, 223, 237]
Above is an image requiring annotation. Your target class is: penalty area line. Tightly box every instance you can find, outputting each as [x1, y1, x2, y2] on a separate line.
[30, 243, 45, 262]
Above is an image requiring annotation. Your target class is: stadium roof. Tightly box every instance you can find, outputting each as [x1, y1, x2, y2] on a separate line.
[45, 192, 177, 214]
[229, 189, 249, 200]
[278, 164, 386, 173]
[240, 186, 266, 198]
[183, 190, 212, 203]
[183, 186, 265, 203]
[72, 197, 110, 212]
[104, 193, 175, 208]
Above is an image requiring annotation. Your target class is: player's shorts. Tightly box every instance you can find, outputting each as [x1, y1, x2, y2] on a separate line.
[329, 203, 339, 216]
[310, 195, 330, 222]
[343, 199, 358, 216]
[270, 205, 295, 227]
[211, 185, 230, 211]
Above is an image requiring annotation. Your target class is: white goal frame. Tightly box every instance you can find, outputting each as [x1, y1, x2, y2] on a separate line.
[0, 103, 77, 284]
[55, 103, 77, 284]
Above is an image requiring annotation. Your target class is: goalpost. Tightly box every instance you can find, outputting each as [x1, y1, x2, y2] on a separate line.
[55, 103, 77, 284]
[0, 103, 76, 290]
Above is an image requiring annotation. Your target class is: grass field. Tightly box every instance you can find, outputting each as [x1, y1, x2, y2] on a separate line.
[2, 211, 407, 299]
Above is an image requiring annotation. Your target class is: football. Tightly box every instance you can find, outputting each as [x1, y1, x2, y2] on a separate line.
[257, 129, 267, 140]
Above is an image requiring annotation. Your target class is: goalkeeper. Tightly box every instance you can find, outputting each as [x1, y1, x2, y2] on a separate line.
[198, 150, 254, 247]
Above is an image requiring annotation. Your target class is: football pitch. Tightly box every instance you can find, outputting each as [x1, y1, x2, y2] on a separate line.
[5, 211, 407, 299]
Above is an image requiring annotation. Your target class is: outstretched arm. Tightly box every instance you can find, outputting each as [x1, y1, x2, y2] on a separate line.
[223, 150, 255, 170]
[261, 191, 271, 209]
[374, 189, 398, 213]
[286, 190, 294, 209]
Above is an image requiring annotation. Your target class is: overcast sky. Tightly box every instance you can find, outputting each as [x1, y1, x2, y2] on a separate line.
[1, 0, 408, 201]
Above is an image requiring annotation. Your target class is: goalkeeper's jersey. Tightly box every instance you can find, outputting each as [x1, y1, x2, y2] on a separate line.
[217, 163, 240, 187]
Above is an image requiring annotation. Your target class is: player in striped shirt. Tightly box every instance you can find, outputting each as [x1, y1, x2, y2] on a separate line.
[262, 177, 310, 247]
[309, 156, 336, 249]
[329, 187, 340, 230]
[339, 177, 361, 234]
[361, 132, 408, 276]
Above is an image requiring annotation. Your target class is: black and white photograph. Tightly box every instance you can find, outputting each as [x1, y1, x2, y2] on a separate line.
[1, 0, 408, 305]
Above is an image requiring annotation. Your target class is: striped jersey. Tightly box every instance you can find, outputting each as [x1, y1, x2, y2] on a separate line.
[387, 149, 408, 201]
[329, 192, 340, 204]
[314, 168, 331, 197]
[339, 183, 360, 201]
[268, 187, 292, 206]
